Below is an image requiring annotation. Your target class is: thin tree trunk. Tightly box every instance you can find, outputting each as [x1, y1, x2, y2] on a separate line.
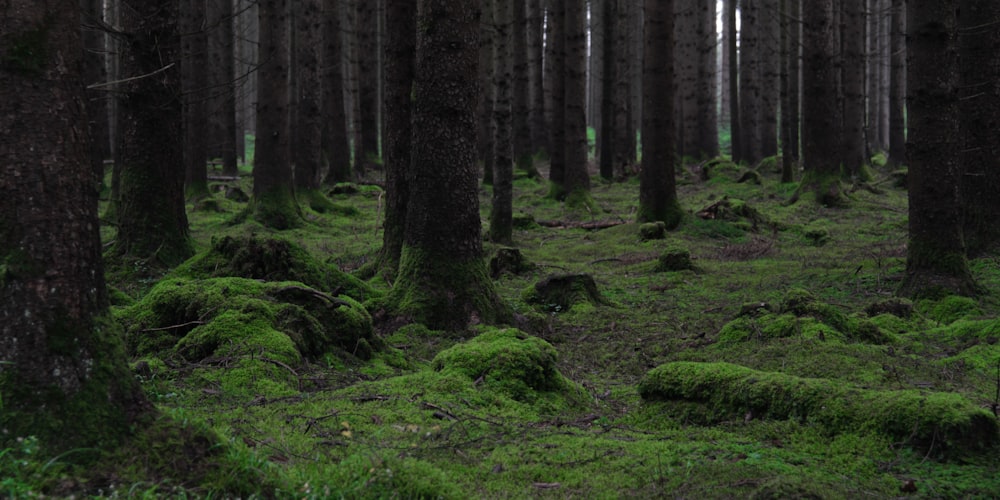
[294, 0, 324, 193]
[599, 0, 616, 179]
[82, 0, 110, 179]
[886, 0, 906, 166]
[512, 0, 537, 177]
[492, 0, 514, 243]
[719, 0, 732, 129]
[182, 0, 209, 200]
[322, 0, 353, 184]
[759, 0, 780, 158]
[208, 0, 238, 176]
[728, 0, 741, 162]
[527, 0, 547, 155]
[356, 0, 380, 174]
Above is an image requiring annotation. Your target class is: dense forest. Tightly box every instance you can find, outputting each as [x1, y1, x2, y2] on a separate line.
[2, 0, 999, 497]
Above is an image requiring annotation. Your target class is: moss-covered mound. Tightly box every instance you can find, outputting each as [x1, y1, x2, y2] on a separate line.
[522, 274, 613, 313]
[639, 362, 998, 454]
[172, 234, 376, 302]
[432, 328, 586, 404]
[120, 277, 381, 363]
[717, 288, 890, 345]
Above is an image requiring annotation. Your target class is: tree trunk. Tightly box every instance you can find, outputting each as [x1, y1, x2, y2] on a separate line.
[512, 0, 537, 177]
[114, 0, 194, 265]
[378, 0, 416, 278]
[0, 0, 150, 454]
[588, 0, 603, 155]
[840, 0, 868, 178]
[886, 0, 906, 167]
[252, 0, 301, 229]
[614, 0, 636, 175]
[798, 0, 845, 205]
[780, 0, 801, 182]
[294, 0, 324, 194]
[563, 0, 591, 201]
[322, 0, 353, 184]
[728, 0, 741, 163]
[547, 0, 567, 195]
[695, 0, 719, 159]
[866, 0, 883, 152]
[355, 0, 380, 175]
[719, 0, 732, 129]
[527, 0, 547, 155]
[390, 0, 508, 330]
[182, 0, 209, 200]
[898, 0, 976, 297]
[477, 0, 496, 184]
[675, 0, 698, 161]
[599, 0, 616, 179]
[491, 0, 514, 244]
[639, 0, 682, 228]
[959, 0, 1000, 256]
[759, 0, 780, 158]
[739, 0, 763, 165]
[208, 0, 238, 176]
[81, 0, 110, 179]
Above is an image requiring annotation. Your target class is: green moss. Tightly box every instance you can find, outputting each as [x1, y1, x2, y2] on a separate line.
[522, 274, 613, 313]
[247, 187, 303, 230]
[638, 222, 666, 241]
[655, 247, 695, 272]
[432, 327, 586, 404]
[639, 362, 998, 453]
[298, 188, 358, 215]
[919, 295, 982, 325]
[387, 245, 510, 330]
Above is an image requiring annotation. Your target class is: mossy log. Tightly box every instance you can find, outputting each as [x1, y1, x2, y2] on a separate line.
[639, 361, 998, 454]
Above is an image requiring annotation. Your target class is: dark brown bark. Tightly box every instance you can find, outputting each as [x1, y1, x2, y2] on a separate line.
[207, 0, 238, 176]
[477, 0, 495, 184]
[114, 0, 193, 264]
[739, 0, 763, 164]
[379, 0, 416, 276]
[294, 0, 323, 191]
[355, 0, 380, 174]
[1, 0, 150, 453]
[728, 0, 741, 163]
[959, 0, 1000, 256]
[841, 0, 868, 178]
[695, 0, 719, 159]
[719, 0, 732, 128]
[81, 0, 110, 179]
[639, 0, 682, 228]
[392, 0, 507, 330]
[252, 0, 301, 229]
[780, 0, 801, 182]
[512, 0, 536, 177]
[182, 0, 209, 199]
[866, 0, 883, 152]
[547, 0, 567, 193]
[898, 0, 976, 297]
[563, 0, 590, 198]
[321, 0, 353, 184]
[599, 0, 616, 179]
[527, 0, 547, 155]
[614, 0, 636, 175]
[675, 0, 698, 160]
[759, 0, 779, 158]
[887, 0, 906, 167]
[491, 0, 514, 243]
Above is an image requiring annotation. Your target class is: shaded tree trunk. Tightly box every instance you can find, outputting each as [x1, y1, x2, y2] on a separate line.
[639, 0, 682, 228]
[252, 0, 302, 229]
[675, 0, 698, 160]
[780, 0, 801, 182]
[959, 0, 1000, 256]
[378, 0, 416, 277]
[798, 0, 845, 205]
[355, 0, 380, 175]
[477, 0, 496, 184]
[866, 0, 883, 152]
[207, 0, 238, 176]
[512, 0, 538, 177]
[898, 0, 976, 297]
[547, 0, 567, 195]
[728, 0, 741, 163]
[759, 0, 780, 158]
[294, 0, 324, 195]
[527, 0, 547, 155]
[695, 0, 719, 159]
[114, 0, 194, 265]
[599, 0, 616, 179]
[389, 0, 508, 330]
[182, 0, 210, 200]
[739, 0, 763, 164]
[0, 0, 150, 454]
[719, 0, 732, 129]
[82, 0, 110, 179]
[886, 0, 906, 167]
[563, 0, 591, 200]
[321, 0, 353, 184]
[840, 0, 868, 178]
[614, 0, 636, 175]
[491, 0, 514, 243]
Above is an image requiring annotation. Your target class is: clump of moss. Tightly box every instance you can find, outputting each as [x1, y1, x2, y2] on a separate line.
[638, 361, 998, 454]
[432, 327, 586, 404]
[522, 274, 613, 313]
[639, 222, 666, 241]
[489, 247, 536, 278]
[919, 296, 982, 325]
[172, 233, 376, 302]
[655, 247, 695, 272]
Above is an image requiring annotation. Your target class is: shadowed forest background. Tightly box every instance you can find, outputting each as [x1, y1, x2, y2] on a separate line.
[1, 0, 999, 497]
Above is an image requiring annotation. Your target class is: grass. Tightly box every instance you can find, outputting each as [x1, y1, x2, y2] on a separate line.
[11, 147, 1000, 498]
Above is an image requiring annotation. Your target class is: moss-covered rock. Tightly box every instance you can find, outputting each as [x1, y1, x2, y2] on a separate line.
[523, 274, 612, 313]
[489, 247, 536, 278]
[432, 328, 585, 404]
[655, 247, 695, 272]
[172, 234, 376, 302]
[638, 222, 666, 241]
[639, 362, 998, 453]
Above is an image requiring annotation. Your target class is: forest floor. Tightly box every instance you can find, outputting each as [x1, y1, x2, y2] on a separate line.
[9, 151, 1000, 498]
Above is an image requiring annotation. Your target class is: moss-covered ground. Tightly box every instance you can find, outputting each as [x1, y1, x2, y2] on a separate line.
[9, 153, 1000, 498]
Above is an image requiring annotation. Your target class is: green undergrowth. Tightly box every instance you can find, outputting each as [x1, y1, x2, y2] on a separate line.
[56, 151, 1000, 496]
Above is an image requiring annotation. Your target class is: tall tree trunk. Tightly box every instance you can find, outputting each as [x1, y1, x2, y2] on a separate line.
[114, 0, 194, 265]
[252, 0, 301, 229]
[208, 0, 238, 176]
[355, 0, 380, 175]
[780, 0, 801, 182]
[82, 0, 110, 179]
[0, 0, 151, 453]
[866, 0, 883, 152]
[886, 0, 906, 167]
[588, 0, 603, 154]
[695, 0, 719, 159]
[739, 0, 763, 164]
[614, 0, 635, 175]
[759, 0, 780, 158]
[639, 0, 682, 228]
[959, 0, 1000, 256]
[182, 0, 210, 200]
[322, 0, 353, 184]
[599, 0, 617, 179]
[294, 0, 324, 195]
[719, 0, 732, 130]
[798, 0, 845, 205]
[878, 2, 891, 149]
[527, 0, 547, 155]
[512, 0, 538, 177]
[675, 0, 698, 161]
[898, 0, 976, 297]
[491, 0, 514, 243]
[390, 0, 508, 330]
[728, 0, 741, 162]
[478, 0, 496, 184]
[841, 0, 868, 178]
[378, 0, 416, 277]
[563, 0, 591, 201]
[547, 0, 567, 195]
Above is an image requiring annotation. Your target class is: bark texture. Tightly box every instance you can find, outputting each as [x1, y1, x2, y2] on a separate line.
[321, 0, 353, 184]
[294, 0, 323, 191]
[491, 0, 514, 244]
[562, 0, 590, 200]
